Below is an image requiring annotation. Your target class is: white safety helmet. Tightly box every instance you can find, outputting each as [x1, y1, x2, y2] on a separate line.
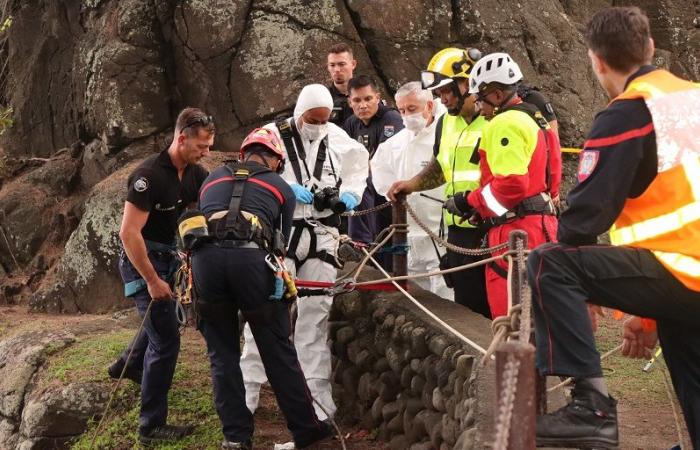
[468, 52, 523, 94]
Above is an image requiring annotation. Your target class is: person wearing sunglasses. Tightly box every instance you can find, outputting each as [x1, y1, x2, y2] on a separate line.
[442, 53, 560, 320]
[109, 107, 213, 445]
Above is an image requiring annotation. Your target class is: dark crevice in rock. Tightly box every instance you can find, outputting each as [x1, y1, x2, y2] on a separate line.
[175, 4, 199, 63]
[153, 0, 182, 127]
[341, 0, 394, 93]
[228, 0, 254, 128]
[449, 0, 461, 41]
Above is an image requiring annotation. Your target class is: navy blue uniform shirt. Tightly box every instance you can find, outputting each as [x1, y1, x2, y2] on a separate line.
[198, 162, 296, 243]
[126, 149, 208, 244]
[329, 84, 353, 127]
[343, 103, 404, 159]
[559, 65, 657, 245]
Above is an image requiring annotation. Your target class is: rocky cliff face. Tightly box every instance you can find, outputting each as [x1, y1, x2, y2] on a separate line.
[0, 0, 699, 310]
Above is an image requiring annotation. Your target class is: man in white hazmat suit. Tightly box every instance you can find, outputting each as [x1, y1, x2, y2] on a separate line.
[240, 84, 368, 421]
[373, 82, 453, 301]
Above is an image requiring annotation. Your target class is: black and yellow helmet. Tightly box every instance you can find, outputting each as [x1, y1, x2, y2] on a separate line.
[421, 47, 482, 90]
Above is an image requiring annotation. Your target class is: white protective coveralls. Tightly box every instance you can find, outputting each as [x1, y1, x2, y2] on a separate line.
[372, 104, 454, 301]
[240, 84, 368, 420]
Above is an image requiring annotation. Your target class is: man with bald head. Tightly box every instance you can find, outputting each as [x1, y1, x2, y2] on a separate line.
[240, 84, 368, 422]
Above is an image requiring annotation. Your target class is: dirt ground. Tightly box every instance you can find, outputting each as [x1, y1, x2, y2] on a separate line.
[0, 306, 690, 449]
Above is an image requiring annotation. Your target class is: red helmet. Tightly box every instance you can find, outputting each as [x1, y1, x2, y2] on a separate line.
[240, 128, 285, 161]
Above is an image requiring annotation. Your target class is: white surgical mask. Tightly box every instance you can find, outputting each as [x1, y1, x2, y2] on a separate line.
[402, 112, 428, 135]
[301, 122, 328, 141]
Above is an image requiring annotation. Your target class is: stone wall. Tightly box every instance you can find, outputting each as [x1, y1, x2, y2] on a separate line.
[330, 268, 496, 450]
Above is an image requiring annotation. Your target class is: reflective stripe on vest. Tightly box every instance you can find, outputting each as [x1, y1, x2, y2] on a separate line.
[608, 69, 700, 291]
[436, 114, 484, 227]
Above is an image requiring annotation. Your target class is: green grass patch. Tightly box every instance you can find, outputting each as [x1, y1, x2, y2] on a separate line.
[44, 329, 134, 384]
[70, 333, 224, 449]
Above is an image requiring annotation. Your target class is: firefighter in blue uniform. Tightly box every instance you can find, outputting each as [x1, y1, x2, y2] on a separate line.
[191, 128, 334, 450]
[109, 107, 212, 445]
[530, 7, 700, 449]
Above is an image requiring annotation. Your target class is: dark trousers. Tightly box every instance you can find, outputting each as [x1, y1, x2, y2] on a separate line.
[117, 253, 180, 433]
[192, 244, 328, 448]
[528, 243, 700, 448]
[116, 327, 147, 373]
[447, 225, 490, 318]
[348, 180, 392, 270]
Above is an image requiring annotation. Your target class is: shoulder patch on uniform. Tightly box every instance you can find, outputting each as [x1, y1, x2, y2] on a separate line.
[134, 177, 149, 192]
[383, 125, 395, 138]
[501, 137, 509, 146]
[578, 150, 599, 182]
[545, 103, 554, 115]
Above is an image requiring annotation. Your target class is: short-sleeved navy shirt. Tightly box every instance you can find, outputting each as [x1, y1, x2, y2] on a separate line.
[329, 84, 353, 127]
[198, 162, 296, 243]
[343, 103, 404, 159]
[126, 149, 208, 244]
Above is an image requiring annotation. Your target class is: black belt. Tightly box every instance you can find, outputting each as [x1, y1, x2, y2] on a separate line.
[209, 240, 261, 249]
[481, 193, 556, 227]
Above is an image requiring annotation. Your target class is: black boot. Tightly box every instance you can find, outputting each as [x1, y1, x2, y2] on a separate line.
[536, 380, 618, 449]
[139, 424, 195, 446]
[107, 359, 143, 385]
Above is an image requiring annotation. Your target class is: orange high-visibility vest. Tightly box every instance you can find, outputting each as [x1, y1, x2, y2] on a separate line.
[609, 69, 700, 292]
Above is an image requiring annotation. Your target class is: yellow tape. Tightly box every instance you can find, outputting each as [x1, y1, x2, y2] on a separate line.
[562, 147, 582, 154]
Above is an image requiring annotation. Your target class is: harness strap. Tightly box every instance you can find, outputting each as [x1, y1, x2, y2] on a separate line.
[313, 136, 328, 182]
[286, 219, 343, 270]
[287, 223, 306, 269]
[276, 118, 306, 184]
[222, 166, 250, 238]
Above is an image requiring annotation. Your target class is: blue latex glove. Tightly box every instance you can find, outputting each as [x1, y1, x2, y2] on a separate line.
[290, 183, 313, 204]
[269, 275, 284, 301]
[340, 192, 359, 211]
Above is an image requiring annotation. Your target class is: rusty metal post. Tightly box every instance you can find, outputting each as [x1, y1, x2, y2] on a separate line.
[507, 230, 528, 308]
[494, 340, 536, 450]
[392, 201, 407, 284]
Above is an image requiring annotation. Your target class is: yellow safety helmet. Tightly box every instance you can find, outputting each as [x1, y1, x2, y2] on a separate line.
[421, 47, 482, 91]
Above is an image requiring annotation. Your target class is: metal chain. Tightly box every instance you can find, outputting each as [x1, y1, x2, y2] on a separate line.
[492, 353, 521, 450]
[405, 202, 509, 256]
[341, 201, 392, 217]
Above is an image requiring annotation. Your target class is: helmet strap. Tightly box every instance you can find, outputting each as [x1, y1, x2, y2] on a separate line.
[493, 90, 517, 116]
[449, 81, 467, 115]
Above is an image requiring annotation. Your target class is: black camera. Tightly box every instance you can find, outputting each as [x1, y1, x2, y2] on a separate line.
[313, 186, 346, 214]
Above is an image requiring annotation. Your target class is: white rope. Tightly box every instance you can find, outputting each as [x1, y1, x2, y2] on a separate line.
[351, 251, 525, 288]
[360, 248, 487, 355]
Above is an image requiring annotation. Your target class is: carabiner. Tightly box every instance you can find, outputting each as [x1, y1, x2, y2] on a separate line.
[265, 254, 280, 272]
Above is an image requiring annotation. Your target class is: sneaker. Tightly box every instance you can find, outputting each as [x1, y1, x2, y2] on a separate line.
[107, 360, 143, 385]
[536, 380, 618, 448]
[222, 440, 252, 450]
[139, 424, 195, 446]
